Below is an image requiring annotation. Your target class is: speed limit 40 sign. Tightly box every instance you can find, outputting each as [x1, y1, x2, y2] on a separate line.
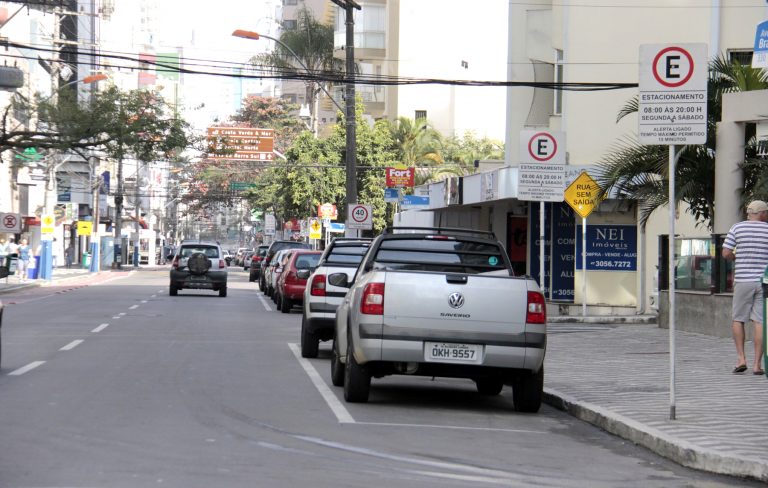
[347, 204, 372, 230]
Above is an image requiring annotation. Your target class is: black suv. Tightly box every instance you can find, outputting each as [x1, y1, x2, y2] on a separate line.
[259, 240, 310, 292]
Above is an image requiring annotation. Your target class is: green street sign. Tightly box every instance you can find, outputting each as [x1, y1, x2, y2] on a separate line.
[14, 147, 42, 161]
[229, 182, 256, 191]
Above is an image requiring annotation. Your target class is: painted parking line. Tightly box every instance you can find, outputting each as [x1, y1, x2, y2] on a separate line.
[258, 293, 273, 312]
[129, 305, 139, 310]
[92, 323, 109, 333]
[141, 300, 148, 304]
[8, 361, 46, 376]
[288, 343, 354, 424]
[119, 312, 126, 316]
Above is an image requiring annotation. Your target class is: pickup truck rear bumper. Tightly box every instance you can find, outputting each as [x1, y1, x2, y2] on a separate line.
[358, 323, 545, 371]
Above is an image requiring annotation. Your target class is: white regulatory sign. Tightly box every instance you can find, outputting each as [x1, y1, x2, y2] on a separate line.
[638, 43, 708, 145]
[347, 204, 372, 230]
[517, 130, 566, 202]
[0, 212, 22, 233]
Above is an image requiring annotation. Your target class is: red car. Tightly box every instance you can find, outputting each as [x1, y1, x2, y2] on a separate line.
[275, 250, 322, 314]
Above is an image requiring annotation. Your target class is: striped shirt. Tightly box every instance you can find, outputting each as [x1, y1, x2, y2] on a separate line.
[723, 220, 768, 282]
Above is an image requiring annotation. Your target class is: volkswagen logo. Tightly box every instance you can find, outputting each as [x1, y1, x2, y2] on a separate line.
[448, 292, 465, 309]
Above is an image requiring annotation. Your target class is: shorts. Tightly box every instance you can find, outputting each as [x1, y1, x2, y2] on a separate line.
[732, 281, 764, 324]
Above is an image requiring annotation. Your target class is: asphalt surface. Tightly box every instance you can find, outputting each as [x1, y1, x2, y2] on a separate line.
[0, 268, 760, 487]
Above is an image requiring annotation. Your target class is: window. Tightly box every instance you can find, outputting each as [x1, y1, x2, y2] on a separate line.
[554, 49, 564, 115]
[335, 4, 385, 49]
[729, 50, 753, 66]
[415, 110, 427, 120]
[282, 19, 297, 30]
[283, 0, 298, 5]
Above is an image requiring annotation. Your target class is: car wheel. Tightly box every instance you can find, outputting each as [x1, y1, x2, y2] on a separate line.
[219, 286, 227, 298]
[475, 378, 504, 396]
[280, 296, 292, 313]
[259, 277, 266, 292]
[330, 336, 345, 387]
[300, 314, 319, 358]
[169, 283, 178, 296]
[248, 272, 255, 282]
[512, 367, 543, 413]
[344, 337, 370, 403]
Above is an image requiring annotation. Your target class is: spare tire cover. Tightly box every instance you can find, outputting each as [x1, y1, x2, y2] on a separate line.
[187, 252, 211, 275]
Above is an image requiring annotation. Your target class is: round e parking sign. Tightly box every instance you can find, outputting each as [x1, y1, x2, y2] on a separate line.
[652, 46, 694, 88]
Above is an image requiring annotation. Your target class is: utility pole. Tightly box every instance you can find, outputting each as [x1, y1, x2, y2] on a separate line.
[133, 160, 141, 267]
[330, 0, 360, 236]
[113, 146, 124, 269]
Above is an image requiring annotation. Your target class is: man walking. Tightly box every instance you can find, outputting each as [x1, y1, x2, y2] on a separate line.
[722, 200, 768, 375]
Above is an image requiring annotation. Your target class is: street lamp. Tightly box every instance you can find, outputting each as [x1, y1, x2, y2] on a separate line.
[38, 73, 108, 280]
[231, 29, 345, 126]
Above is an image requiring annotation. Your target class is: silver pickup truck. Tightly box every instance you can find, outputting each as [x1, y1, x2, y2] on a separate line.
[329, 227, 547, 412]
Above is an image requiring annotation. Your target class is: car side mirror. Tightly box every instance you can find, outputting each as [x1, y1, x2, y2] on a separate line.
[296, 269, 311, 280]
[328, 273, 350, 288]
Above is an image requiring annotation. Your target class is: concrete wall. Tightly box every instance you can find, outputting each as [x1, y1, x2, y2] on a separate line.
[658, 291, 753, 340]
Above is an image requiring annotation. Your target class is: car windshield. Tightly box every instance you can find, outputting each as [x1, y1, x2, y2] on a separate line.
[294, 253, 321, 269]
[324, 244, 370, 266]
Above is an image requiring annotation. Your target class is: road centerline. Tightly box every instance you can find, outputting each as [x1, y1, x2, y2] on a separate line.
[8, 361, 46, 376]
[60, 340, 84, 351]
[92, 323, 109, 333]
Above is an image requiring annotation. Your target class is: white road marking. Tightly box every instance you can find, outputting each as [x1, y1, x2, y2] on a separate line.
[8, 361, 46, 376]
[354, 421, 545, 434]
[141, 300, 148, 303]
[112, 316, 121, 319]
[119, 312, 126, 316]
[60, 340, 84, 351]
[258, 293, 273, 312]
[92, 323, 109, 333]
[151, 295, 157, 298]
[158, 289, 164, 293]
[129, 305, 139, 309]
[288, 343, 354, 424]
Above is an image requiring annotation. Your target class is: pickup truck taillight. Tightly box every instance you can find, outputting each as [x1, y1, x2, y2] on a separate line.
[171, 257, 179, 269]
[526, 291, 546, 324]
[361, 283, 385, 315]
[219, 259, 226, 269]
[310, 274, 326, 296]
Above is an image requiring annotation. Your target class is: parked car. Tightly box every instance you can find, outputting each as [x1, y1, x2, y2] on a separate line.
[234, 247, 249, 266]
[169, 241, 228, 297]
[0, 298, 4, 366]
[275, 250, 322, 314]
[264, 249, 294, 300]
[249, 245, 270, 282]
[330, 227, 546, 412]
[259, 240, 311, 292]
[221, 249, 233, 266]
[242, 251, 256, 271]
[300, 238, 372, 358]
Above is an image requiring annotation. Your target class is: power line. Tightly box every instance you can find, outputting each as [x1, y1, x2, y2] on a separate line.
[4, 41, 638, 91]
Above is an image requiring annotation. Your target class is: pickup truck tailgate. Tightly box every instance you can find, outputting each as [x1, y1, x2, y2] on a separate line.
[382, 272, 530, 334]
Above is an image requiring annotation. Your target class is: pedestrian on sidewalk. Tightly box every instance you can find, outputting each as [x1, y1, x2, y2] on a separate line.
[16, 238, 31, 282]
[0, 236, 8, 259]
[722, 199, 768, 375]
[64, 246, 73, 268]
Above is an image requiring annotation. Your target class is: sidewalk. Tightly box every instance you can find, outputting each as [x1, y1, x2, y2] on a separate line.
[544, 320, 768, 482]
[0, 266, 96, 294]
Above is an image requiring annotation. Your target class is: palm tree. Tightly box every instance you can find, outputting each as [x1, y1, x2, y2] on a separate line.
[251, 6, 343, 133]
[596, 56, 768, 228]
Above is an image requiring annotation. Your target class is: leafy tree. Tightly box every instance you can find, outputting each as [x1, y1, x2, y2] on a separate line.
[388, 116, 443, 167]
[245, 97, 397, 233]
[230, 95, 307, 153]
[595, 56, 768, 228]
[251, 6, 343, 133]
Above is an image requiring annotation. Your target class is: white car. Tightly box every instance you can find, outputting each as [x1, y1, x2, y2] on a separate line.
[300, 238, 372, 358]
[330, 227, 547, 412]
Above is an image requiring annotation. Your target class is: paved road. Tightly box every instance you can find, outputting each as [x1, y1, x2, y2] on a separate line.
[0, 269, 759, 487]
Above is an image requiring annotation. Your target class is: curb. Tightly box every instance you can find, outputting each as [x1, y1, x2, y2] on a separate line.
[547, 315, 657, 325]
[543, 388, 768, 482]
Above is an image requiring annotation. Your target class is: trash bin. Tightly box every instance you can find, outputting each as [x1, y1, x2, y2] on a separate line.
[82, 252, 91, 269]
[28, 255, 39, 280]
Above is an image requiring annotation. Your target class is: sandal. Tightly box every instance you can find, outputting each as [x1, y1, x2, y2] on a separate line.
[733, 364, 747, 374]
[754, 370, 765, 376]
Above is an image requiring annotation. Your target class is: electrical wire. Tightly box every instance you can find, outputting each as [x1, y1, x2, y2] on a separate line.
[3, 40, 638, 91]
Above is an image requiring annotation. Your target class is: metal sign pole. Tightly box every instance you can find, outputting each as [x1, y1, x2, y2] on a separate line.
[669, 144, 678, 421]
[582, 216, 587, 318]
[540, 202, 545, 294]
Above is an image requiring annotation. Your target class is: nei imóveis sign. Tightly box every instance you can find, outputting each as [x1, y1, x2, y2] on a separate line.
[564, 171, 601, 218]
[207, 127, 274, 160]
